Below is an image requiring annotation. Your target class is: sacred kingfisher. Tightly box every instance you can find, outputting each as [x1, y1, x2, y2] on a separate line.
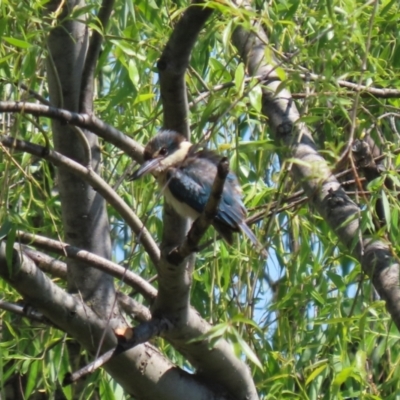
[129, 130, 262, 250]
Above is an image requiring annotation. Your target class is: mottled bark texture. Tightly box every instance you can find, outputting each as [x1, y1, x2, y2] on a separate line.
[46, 0, 114, 314]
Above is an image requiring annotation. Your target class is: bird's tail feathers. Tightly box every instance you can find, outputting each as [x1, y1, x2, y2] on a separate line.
[239, 222, 268, 258]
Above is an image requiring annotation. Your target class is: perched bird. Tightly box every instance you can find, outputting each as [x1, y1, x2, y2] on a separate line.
[129, 130, 262, 250]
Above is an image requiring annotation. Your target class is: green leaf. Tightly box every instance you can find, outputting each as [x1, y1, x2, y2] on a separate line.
[354, 350, 367, 380]
[111, 40, 146, 60]
[390, 206, 399, 237]
[333, 366, 354, 387]
[234, 63, 245, 96]
[0, 219, 13, 240]
[25, 360, 39, 399]
[133, 93, 155, 105]
[232, 329, 264, 371]
[128, 59, 139, 86]
[3, 36, 31, 49]
[314, 317, 357, 325]
[306, 363, 328, 386]
[187, 323, 228, 345]
[236, 139, 275, 152]
[100, 379, 116, 400]
[326, 271, 346, 292]
[381, 190, 391, 229]
[222, 20, 233, 50]
[248, 84, 262, 112]
[275, 67, 286, 81]
[310, 289, 325, 306]
[366, 176, 384, 191]
[297, 115, 323, 124]
[230, 314, 262, 331]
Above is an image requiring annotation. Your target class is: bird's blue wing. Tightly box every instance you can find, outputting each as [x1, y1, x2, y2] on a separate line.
[167, 158, 246, 230]
[167, 167, 210, 215]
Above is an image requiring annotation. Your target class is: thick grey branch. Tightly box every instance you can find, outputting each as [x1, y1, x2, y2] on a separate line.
[157, 1, 213, 136]
[21, 245, 67, 279]
[21, 235, 255, 399]
[0, 101, 144, 162]
[232, 18, 400, 329]
[46, 0, 114, 313]
[18, 231, 157, 301]
[117, 292, 152, 322]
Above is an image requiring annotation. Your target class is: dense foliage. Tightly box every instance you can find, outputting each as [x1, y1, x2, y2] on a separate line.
[1, 0, 400, 399]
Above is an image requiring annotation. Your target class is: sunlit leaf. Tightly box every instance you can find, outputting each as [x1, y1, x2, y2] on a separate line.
[24, 360, 39, 399]
[306, 363, 328, 386]
[3, 36, 31, 49]
[232, 329, 264, 371]
[234, 63, 245, 96]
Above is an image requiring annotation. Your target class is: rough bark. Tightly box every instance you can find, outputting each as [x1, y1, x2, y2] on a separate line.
[46, 0, 114, 315]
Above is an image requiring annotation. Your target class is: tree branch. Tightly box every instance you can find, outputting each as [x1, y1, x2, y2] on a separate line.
[18, 231, 157, 301]
[10, 80, 52, 105]
[189, 73, 400, 109]
[46, 1, 115, 313]
[21, 245, 67, 279]
[0, 300, 49, 324]
[0, 101, 144, 162]
[117, 292, 152, 322]
[21, 244, 154, 323]
[292, 70, 400, 98]
[157, 1, 213, 136]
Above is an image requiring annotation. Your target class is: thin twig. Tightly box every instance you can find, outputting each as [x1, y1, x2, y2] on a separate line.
[5, 80, 51, 105]
[0, 300, 49, 324]
[287, 71, 400, 99]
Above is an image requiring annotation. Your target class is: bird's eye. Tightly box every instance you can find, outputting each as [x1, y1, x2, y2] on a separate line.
[159, 147, 168, 156]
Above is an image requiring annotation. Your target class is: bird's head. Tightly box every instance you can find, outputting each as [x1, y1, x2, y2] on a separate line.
[129, 130, 192, 180]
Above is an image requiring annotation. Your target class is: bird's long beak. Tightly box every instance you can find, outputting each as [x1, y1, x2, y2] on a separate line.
[128, 158, 161, 181]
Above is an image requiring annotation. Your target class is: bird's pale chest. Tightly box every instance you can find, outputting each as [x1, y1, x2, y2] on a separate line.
[156, 172, 200, 220]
